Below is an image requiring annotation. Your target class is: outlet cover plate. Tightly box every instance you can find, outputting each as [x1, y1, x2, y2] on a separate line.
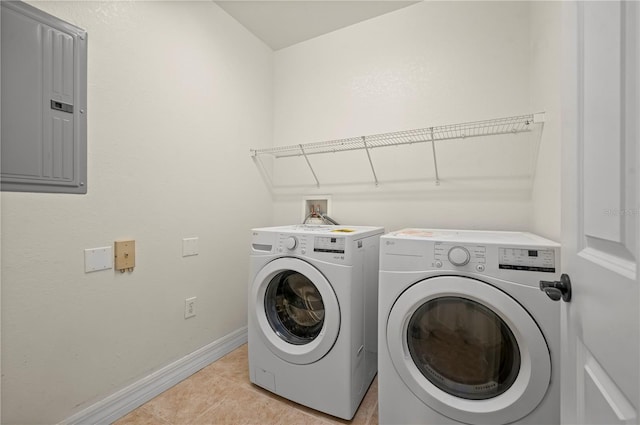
[84, 246, 113, 273]
[185, 297, 196, 319]
[182, 237, 199, 257]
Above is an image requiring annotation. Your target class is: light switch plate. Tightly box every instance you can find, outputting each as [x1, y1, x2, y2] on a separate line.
[84, 246, 113, 273]
[183, 237, 199, 257]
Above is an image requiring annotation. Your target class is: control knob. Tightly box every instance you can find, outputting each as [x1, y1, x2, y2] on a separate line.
[284, 236, 297, 250]
[448, 246, 470, 266]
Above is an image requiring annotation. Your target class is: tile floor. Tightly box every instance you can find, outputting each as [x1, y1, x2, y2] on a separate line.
[113, 344, 378, 425]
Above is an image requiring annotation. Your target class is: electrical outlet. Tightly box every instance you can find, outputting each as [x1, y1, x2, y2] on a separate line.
[182, 237, 199, 257]
[185, 297, 196, 319]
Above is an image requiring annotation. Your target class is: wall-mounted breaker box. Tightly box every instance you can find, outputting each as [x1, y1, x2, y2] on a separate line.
[1, 1, 88, 194]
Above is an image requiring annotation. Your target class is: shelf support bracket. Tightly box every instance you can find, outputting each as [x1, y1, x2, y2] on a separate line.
[362, 137, 379, 187]
[430, 128, 440, 185]
[251, 153, 274, 188]
[299, 144, 320, 187]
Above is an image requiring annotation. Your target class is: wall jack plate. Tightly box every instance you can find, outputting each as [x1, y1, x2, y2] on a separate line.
[114, 240, 135, 273]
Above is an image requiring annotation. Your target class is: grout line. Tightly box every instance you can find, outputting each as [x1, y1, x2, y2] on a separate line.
[116, 343, 378, 425]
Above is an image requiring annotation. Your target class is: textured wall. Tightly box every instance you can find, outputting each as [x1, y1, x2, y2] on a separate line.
[0, 2, 564, 423]
[1, 2, 273, 423]
[271, 1, 544, 233]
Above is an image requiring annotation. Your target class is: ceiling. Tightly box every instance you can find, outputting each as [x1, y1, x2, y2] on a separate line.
[214, 1, 420, 50]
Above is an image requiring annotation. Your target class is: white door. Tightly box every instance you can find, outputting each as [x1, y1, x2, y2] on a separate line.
[561, 1, 639, 424]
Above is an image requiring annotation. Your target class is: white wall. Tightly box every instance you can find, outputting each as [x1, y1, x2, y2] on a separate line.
[1, 1, 273, 423]
[530, 1, 562, 242]
[1, 1, 564, 423]
[271, 1, 549, 233]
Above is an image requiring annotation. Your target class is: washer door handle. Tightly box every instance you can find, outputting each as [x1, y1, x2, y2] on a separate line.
[540, 274, 572, 302]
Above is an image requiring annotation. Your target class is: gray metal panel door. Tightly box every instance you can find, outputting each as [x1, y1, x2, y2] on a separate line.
[1, 1, 87, 193]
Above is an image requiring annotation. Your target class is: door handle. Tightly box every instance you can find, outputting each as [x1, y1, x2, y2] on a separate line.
[540, 273, 572, 302]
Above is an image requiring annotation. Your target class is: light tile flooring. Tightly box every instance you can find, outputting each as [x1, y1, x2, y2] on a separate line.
[114, 344, 378, 425]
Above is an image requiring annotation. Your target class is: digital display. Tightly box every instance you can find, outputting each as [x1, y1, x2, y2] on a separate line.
[314, 236, 345, 254]
[499, 248, 555, 273]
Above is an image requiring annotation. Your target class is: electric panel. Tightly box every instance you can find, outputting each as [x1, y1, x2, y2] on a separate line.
[1, 1, 87, 193]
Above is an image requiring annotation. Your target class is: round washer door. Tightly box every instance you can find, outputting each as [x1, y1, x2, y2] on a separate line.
[387, 276, 551, 425]
[252, 257, 340, 365]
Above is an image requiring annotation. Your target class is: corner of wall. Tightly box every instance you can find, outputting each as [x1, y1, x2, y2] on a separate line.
[529, 1, 563, 242]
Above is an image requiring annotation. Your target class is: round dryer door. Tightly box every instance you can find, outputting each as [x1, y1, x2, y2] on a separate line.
[252, 257, 340, 365]
[386, 276, 551, 425]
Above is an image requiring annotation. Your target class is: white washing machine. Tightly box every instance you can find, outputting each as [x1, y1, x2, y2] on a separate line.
[249, 224, 384, 419]
[378, 229, 561, 425]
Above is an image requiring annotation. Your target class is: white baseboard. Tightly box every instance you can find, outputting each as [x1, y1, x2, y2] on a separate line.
[60, 327, 248, 425]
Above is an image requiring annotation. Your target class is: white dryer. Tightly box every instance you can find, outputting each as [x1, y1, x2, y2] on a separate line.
[378, 229, 561, 425]
[249, 224, 384, 419]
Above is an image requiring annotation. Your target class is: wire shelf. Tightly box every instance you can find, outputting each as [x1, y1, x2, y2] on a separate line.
[251, 113, 544, 187]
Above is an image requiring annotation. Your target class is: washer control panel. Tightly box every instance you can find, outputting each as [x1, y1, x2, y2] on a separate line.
[314, 236, 346, 254]
[499, 248, 556, 273]
[278, 234, 308, 254]
[276, 234, 347, 260]
[434, 242, 486, 270]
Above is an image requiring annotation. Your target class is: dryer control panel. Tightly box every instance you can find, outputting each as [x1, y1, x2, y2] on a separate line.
[434, 242, 487, 271]
[432, 243, 556, 274]
[380, 228, 561, 287]
[498, 248, 556, 273]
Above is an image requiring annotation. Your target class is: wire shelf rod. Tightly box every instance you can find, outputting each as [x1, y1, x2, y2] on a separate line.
[259, 126, 533, 159]
[249, 113, 544, 187]
[252, 114, 539, 159]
